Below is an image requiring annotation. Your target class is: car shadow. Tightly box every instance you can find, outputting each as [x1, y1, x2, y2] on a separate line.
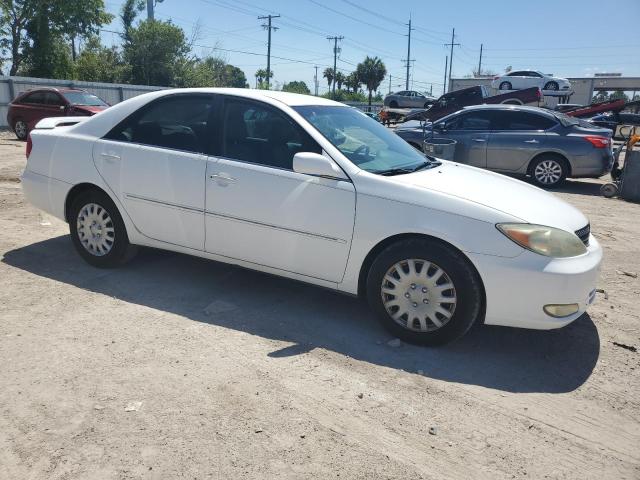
[554, 179, 606, 197]
[2, 236, 601, 394]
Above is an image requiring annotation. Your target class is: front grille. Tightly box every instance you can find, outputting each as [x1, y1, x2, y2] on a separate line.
[575, 224, 590, 246]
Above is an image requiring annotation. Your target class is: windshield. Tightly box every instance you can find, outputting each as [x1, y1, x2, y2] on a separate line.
[294, 105, 431, 174]
[62, 91, 107, 106]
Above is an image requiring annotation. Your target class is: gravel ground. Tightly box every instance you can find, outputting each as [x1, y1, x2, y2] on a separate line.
[1, 129, 639, 479]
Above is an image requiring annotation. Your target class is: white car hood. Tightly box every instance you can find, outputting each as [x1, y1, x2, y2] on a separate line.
[391, 161, 589, 232]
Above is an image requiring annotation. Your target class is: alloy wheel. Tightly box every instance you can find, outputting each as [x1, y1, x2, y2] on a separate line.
[380, 259, 457, 332]
[14, 120, 27, 139]
[534, 160, 563, 185]
[76, 203, 115, 256]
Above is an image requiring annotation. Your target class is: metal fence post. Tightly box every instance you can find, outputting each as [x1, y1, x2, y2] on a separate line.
[7, 78, 15, 101]
[118, 86, 124, 103]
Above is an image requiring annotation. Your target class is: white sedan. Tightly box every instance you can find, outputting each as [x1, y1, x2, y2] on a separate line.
[22, 88, 601, 346]
[491, 70, 572, 92]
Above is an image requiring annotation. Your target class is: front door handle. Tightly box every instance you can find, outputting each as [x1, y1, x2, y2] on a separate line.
[472, 138, 486, 142]
[209, 173, 237, 184]
[101, 152, 120, 161]
[524, 139, 540, 144]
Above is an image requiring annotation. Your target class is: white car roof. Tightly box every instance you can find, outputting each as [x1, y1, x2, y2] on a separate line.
[72, 88, 343, 138]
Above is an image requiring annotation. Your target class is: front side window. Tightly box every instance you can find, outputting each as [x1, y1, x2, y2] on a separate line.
[44, 92, 65, 106]
[294, 105, 431, 174]
[448, 111, 493, 130]
[222, 99, 320, 170]
[63, 91, 107, 106]
[107, 94, 214, 153]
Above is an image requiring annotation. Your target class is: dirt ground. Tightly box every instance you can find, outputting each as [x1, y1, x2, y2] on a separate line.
[1, 129, 639, 479]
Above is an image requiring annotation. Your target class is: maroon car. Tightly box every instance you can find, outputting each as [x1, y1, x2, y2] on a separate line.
[7, 87, 109, 140]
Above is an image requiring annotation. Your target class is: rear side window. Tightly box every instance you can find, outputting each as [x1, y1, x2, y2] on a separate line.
[497, 111, 556, 131]
[222, 98, 320, 170]
[21, 91, 47, 104]
[106, 94, 214, 154]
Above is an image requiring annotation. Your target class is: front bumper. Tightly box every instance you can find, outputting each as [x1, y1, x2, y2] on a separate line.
[467, 235, 602, 330]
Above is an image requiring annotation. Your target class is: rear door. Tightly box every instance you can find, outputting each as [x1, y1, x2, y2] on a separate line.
[487, 110, 556, 172]
[435, 110, 494, 167]
[94, 93, 216, 250]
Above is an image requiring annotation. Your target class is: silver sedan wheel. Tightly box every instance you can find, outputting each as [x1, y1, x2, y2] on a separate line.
[381, 259, 457, 332]
[534, 160, 563, 185]
[14, 120, 27, 139]
[76, 203, 115, 256]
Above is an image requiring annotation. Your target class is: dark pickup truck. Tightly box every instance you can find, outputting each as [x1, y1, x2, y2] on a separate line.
[404, 85, 542, 122]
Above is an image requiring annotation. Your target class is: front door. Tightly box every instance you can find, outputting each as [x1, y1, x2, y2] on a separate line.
[435, 110, 494, 168]
[204, 97, 355, 283]
[93, 93, 216, 250]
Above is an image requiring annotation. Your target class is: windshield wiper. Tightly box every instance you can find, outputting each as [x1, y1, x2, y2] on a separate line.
[376, 160, 439, 176]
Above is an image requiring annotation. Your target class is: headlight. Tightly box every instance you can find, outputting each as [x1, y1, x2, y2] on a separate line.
[496, 223, 587, 258]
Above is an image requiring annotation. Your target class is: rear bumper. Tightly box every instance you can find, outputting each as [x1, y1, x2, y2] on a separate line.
[21, 169, 69, 221]
[468, 236, 602, 330]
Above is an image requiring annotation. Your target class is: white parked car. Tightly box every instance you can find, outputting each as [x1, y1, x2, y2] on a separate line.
[22, 89, 601, 346]
[491, 70, 572, 92]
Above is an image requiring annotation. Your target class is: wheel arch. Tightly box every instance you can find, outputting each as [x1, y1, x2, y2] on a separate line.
[357, 233, 486, 304]
[64, 182, 115, 223]
[527, 151, 572, 176]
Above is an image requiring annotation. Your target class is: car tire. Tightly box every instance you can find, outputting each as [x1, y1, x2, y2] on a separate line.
[366, 238, 483, 347]
[13, 119, 28, 140]
[69, 189, 137, 268]
[499, 81, 512, 90]
[389, 100, 398, 108]
[544, 81, 559, 91]
[529, 155, 568, 188]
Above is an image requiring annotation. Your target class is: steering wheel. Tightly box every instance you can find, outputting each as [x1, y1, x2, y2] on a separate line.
[353, 144, 370, 157]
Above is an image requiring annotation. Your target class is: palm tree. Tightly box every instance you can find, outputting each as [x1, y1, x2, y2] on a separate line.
[254, 69, 273, 89]
[335, 71, 345, 90]
[356, 56, 386, 106]
[345, 71, 360, 93]
[323, 67, 334, 88]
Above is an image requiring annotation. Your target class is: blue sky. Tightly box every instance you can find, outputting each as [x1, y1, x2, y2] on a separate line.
[101, 0, 640, 94]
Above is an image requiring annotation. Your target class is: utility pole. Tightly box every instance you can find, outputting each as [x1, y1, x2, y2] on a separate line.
[444, 28, 460, 93]
[403, 17, 414, 90]
[259, 14, 280, 90]
[388, 75, 392, 94]
[443, 55, 448, 95]
[146, 0, 154, 20]
[314, 65, 319, 96]
[327, 35, 344, 99]
[477, 43, 483, 77]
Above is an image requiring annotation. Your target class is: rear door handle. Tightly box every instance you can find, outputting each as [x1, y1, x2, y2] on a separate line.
[209, 173, 236, 184]
[524, 139, 539, 144]
[101, 153, 120, 161]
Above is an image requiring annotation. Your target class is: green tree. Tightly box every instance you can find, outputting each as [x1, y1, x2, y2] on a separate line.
[254, 68, 273, 89]
[121, 0, 144, 44]
[356, 56, 386, 106]
[609, 90, 630, 102]
[323, 67, 334, 88]
[74, 36, 126, 83]
[282, 80, 310, 94]
[181, 56, 247, 88]
[124, 19, 190, 86]
[335, 71, 345, 90]
[344, 71, 360, 93]
[0, 0, 111, 77]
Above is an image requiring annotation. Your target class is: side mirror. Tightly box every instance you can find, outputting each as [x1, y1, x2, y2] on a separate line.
[293, 152, 348, 180]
